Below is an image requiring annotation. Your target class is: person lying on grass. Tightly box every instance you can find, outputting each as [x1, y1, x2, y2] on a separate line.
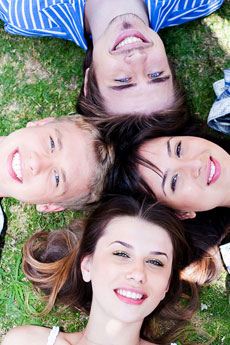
[107, 121, 230, 284]
[0, 115, 113, 214]
[0, 0, 224, 118]
[2, 196, 201, 345]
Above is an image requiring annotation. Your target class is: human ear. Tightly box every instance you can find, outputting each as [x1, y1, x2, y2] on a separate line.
[81, 255, 92, 282]
[83, 68, 90, 96]
[36, 203, 65, 213]
[176, 211, 196, 220]
[161, 280, 170, 301]
[26, 117, 55, 128]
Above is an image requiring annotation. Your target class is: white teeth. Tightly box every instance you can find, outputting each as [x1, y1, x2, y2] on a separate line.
[208, 161, 215, 183]
[116, 289, 143, 300]
[115, 36, 143, 50]
[12, 152, 22, 181]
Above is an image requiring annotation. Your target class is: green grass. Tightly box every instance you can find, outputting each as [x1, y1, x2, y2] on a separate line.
[0, 2, 230, 344]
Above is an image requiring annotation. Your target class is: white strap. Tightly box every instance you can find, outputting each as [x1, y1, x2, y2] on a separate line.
[0, 203, 4, 234]
[47, 326, 59, 345]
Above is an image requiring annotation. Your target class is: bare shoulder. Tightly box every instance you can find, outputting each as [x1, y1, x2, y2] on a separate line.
[2, 325, 84, 345]
[2, 325, 54, 345]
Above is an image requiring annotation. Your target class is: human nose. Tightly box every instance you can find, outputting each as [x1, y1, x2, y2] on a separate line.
[126, 261, 146, 284]
[29, 151, 50, 175]
[177, 158, 202, 178]
[124, 50, 147, 64]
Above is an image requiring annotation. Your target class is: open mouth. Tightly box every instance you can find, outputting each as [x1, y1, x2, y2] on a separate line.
[116, 289, 144, 300]
[12, 152, 22, 181]
[207, 157, 220, 185]
[112, 30, 150, 52]
[8, 149, 23, 183]
[115, 36, 144, 49]
[114, 288, 147, 305]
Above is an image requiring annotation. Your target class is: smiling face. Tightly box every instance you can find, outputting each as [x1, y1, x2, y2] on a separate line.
[81, 216, 173, 324]
[0, 120, 95, 208]
[138, 136, 230, 213]
[92, 14, 174, 115]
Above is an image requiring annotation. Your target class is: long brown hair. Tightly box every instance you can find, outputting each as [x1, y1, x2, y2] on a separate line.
[23, 195, 199, 344]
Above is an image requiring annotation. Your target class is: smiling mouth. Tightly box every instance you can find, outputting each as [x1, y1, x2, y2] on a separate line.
[116, 288, 144, 300]
[8, 150, 23, 183]
[111, 30, 150, 52]
[207, 157, 220, 185]
[115, 36, 144, 50]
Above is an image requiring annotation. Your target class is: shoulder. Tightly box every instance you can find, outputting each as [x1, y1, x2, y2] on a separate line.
[2, 326, 83, 345]
[2, 325, 55, 345]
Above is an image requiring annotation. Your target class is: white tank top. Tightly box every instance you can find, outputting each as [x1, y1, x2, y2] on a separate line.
[46, 327, 59, 345]
[46, 326, 177, 345]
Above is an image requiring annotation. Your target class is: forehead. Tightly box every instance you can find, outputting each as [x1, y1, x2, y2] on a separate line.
[139, 136, 169, 167]
[102, 81, 174, 115]
[96, 216, 173, 254]
[48, 121, 96, 200]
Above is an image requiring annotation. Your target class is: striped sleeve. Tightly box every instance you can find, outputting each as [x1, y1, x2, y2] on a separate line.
[147, 0, 224, 32]
[0, 0, 87, 50]
[0, 0, 9, 22]
[161, 0, 225, 29]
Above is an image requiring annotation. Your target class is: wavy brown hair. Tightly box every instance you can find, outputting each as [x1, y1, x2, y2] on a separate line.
[104, 120, 230, 285]
[23, 195, 200, 345]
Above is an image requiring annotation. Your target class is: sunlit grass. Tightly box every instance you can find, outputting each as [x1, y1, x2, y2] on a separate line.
[0, 1, 230, 344]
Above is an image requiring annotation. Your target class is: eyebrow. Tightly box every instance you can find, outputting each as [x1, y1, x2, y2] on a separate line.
[109, 75, 170, 91]
[55, 128, 68, 195]
[150, 251, 168, 258]
[110, 241, 168, 258]
[109, 83, 136, 91]
[110, 240, 133, 249]
[147, 75, 170, 85]
[161, 138, 172, 196]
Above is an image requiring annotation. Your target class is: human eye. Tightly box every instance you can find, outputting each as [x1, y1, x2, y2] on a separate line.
[54, 170, 60, 187]
[147, 259, 163, 267]
[171, 174, 178, 192]
[148, 72, 161, 78]
[50, 136, 55, 152]
[113, 251, 130, 258]
[175, 141, 182, 158]
[115, 77, 131, 83]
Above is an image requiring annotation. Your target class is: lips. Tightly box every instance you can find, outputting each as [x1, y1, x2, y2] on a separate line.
[111, 30, 150, 52]
[7, 149, 23, 183]
[207, 157, 220, 185]
[114, 287, 147, 305]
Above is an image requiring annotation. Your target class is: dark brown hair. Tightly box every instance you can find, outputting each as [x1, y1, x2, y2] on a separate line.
[76, 44, 189, 145]
[23, 195, 199, 344]
[104, 121, 230, 286]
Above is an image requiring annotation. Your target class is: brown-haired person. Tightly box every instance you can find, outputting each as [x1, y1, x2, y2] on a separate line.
[2, 196, 201, 345]
[0, 0, 224, 118]
[0, 115, 113, 215]
[106, 122, 230, 284]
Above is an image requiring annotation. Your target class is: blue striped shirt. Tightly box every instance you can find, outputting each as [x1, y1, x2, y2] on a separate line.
[0, 0, 224, 51]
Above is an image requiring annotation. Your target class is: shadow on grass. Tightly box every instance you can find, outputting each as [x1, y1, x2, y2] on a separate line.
[160, 0, 229, 123]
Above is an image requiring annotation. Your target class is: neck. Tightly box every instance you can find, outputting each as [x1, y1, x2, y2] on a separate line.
[79, 304, 143, 345]
[84, 0, 149, 43]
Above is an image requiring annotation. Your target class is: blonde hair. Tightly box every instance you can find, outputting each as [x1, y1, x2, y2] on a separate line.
[50, 115, 114, 210]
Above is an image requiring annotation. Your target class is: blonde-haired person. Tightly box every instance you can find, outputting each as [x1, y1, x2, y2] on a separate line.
[0, 114, 113, 215]
[2, 196, 201, 345]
